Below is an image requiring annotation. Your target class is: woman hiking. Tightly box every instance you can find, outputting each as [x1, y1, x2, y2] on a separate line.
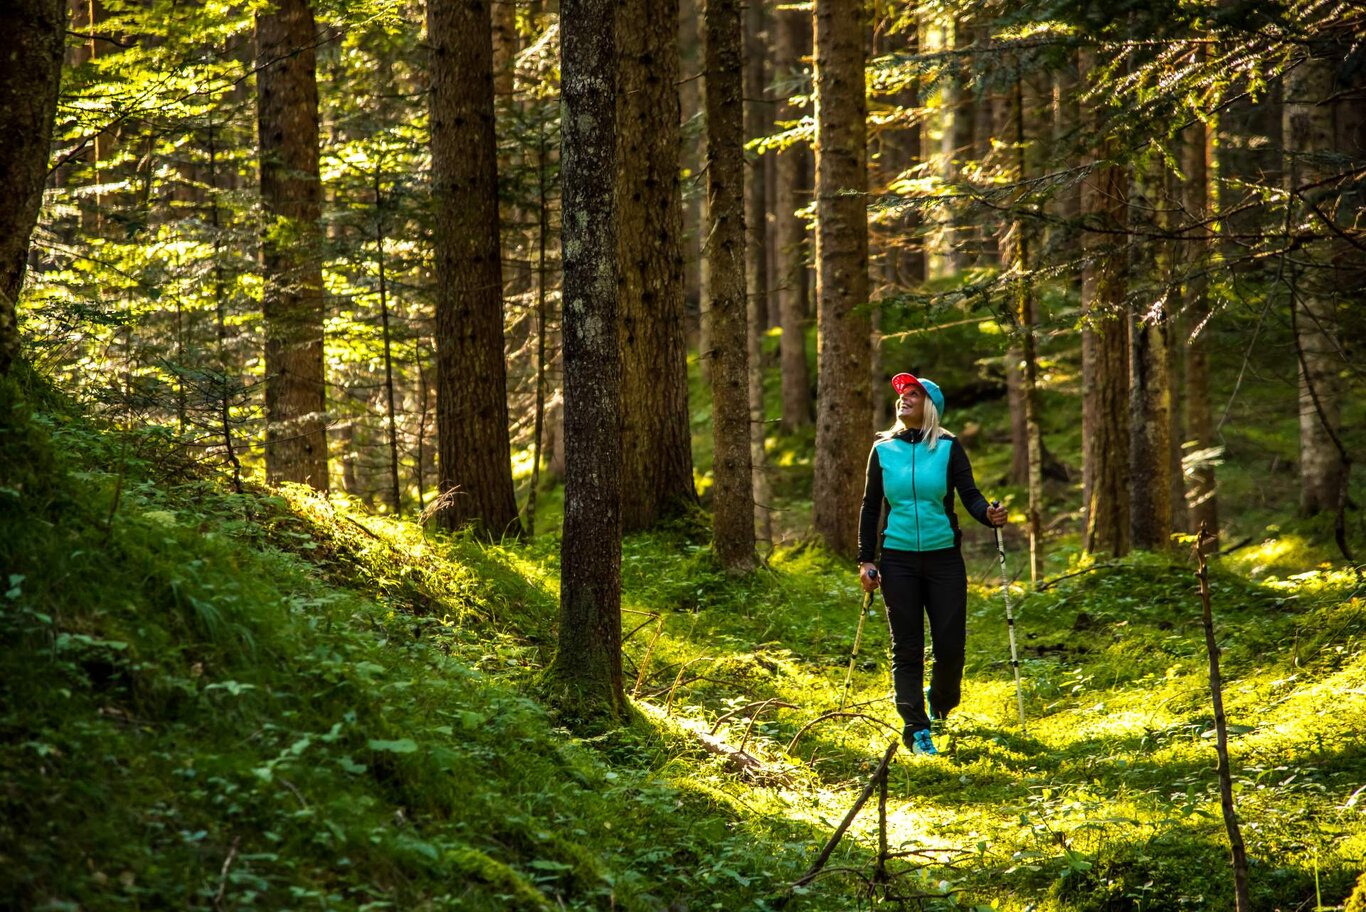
[857, 372, 1008, 755]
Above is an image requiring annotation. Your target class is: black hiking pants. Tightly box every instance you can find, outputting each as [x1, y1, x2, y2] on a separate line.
[879, 546, 968, 735]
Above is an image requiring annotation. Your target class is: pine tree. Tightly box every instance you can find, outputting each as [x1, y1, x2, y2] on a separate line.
[427, 0, 521, 537]
[1284, 49, 1346, 518]
[704, 0, 757, 572]
[771, 5, 813, 431]
[545, 0, 627, 721]
[616, 0, 697, 532]
[811, 0, 871, 560]
[1080, 49, 1130, 558]
[256, 0, 329, 489]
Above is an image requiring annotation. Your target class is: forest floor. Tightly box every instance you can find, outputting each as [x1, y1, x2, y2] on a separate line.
[2, 358, 1365, 911]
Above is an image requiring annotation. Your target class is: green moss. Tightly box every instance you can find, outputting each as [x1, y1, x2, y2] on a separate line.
[444, 847, 551, 910]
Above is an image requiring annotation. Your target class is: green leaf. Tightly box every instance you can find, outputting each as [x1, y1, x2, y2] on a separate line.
[335, 755, 367, 774]
[367, 738, 418, 753]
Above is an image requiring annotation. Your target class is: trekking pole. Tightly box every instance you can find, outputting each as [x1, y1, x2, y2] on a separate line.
[991, 501, 1027, 731]
[839, 568, 878, 710]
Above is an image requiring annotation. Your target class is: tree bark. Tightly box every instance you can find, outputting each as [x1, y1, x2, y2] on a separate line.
[1182, 102, 1221, 545]
[940, 17, 975, 273]
[705, 0, 757, 572]
[545, 0, 626, 722]
[428, 0, 521, 537]
[679, 0, 705, 336]
[744, 0, 772, 547]
[617, 0, 698, 532]
[1284, 54, 1345, 517]
[1128, 282, 1172, 551]
[1079, 51, 1129, 558]
[490, 0, 516, 96]
[745, 0, 770, 333]
[998, 64, 1045, 583]
[772, 5, 813, 431]
[811, 0, 871, 560]
[256, 0, 329, 490]
[881, 19, 924, 288]
[0, 0, 66, 377]
[1051, 50, 1083, 295]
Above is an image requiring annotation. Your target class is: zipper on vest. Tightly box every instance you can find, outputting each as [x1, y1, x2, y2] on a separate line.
[911, 437, 920, 549]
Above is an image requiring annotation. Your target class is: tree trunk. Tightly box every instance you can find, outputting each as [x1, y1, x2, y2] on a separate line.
[745, 0, 770, 333]
[1182, 107, 1220, 540]
[998, 64, 1045, 583]
[545, 0, 626, 723]
[375, 171, 402, 514]
[1284, 54, 1345, 517]
[1079, 51, 1129, 557]
[772, 5, 814, 431]
[679, 0, 705, 336]
[1128, 282, 1172, 551]
[617, 0, 698, 533]
[705, 0, 757, 572]
[745, 0, 772, 547]
[940, 17, 974, 274]
[882, 19, 924, 288]
[811, 0, 871, 560]
[490, 0, 516, 96]
[526, 117, 553, 538]
[1051, 50, 1083, 295]
[1127, 145, 1172, 553]
[0, 0, 66, 377]
[428, 0, 521, 538]
[256, 0, 329, 490]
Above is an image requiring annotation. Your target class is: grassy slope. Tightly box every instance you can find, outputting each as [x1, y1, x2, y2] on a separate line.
[3, 309, 1365, 912]
[0, 380, 805, 911]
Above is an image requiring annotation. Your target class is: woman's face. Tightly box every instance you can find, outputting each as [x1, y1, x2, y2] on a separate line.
[897, 387, 924, 427]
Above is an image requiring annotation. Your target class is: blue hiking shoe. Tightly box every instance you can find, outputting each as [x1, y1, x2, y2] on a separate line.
[908, 729, 938, 756]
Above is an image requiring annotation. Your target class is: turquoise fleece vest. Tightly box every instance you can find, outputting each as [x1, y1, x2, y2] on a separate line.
[875, 434, 957, 551]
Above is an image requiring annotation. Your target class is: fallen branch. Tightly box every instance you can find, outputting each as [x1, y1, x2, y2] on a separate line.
[1036, 561, 1119, 591]
[786, 711, 900, 755]
[711, 699, 798, 735]
[638, 702, 794, 785]
[693, 728, 781, 781]
[791, 740, 899, 889]
[214, 835, 241, 910]
[1194, 524, 1251, 912]
[664, 656, 714, 714]
[629, 614, 665, 697]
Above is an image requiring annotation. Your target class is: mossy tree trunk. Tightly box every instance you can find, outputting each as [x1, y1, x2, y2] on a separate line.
[704, 0, 757, 572]
[811, 0, 871, 561]
[427, 0, 521, 538]
[256, 0, 329, 490]
[0, 0, 66, 377]
[545, 0, 626, 723]
[616, 0, 698, 533]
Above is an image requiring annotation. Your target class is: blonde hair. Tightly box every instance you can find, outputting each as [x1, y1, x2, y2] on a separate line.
[879, 398, 945, 450]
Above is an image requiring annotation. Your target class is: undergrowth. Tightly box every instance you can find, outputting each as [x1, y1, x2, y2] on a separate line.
[3, 366, 1364, 911]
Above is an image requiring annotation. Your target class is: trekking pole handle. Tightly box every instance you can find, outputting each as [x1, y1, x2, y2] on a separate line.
[864, 567, 879, 581]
